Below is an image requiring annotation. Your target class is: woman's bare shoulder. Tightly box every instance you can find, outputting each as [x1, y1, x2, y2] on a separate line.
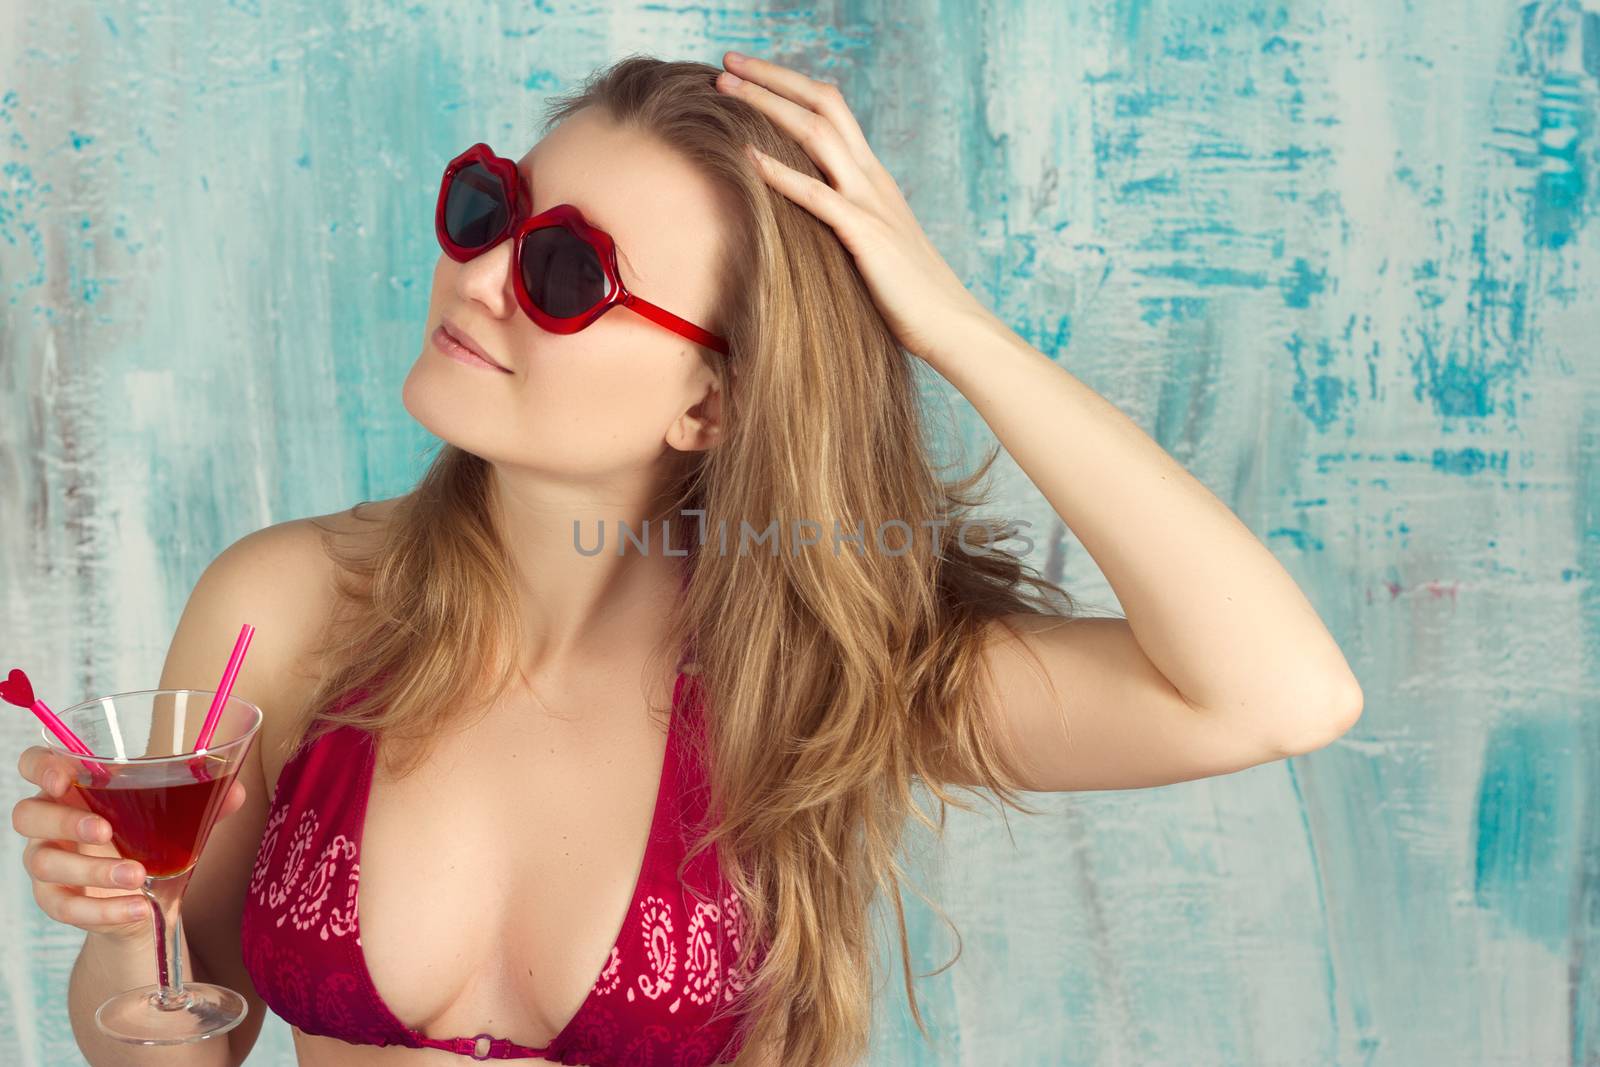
[200, 497, 403, 759]
[224, 496, 406, 670]
[251, 495, 405, 566]
[298, 494, 406, 543]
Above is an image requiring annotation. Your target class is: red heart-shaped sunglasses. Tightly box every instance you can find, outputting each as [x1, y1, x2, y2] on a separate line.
[435, 142, 731, 356]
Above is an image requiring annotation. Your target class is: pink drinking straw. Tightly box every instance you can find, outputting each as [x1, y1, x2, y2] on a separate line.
[2, 669, 112, 787]
[187, 623, 254, 783]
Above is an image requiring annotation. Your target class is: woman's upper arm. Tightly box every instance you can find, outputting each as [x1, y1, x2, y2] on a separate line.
[936, 613, 1340, 794]
[155, 519, 333, 1065]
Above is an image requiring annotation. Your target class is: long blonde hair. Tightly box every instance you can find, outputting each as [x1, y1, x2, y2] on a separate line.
[289, 54, 1082, 1066]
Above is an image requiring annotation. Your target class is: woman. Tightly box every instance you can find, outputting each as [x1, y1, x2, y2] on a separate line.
[14, 53, 1362, 1067]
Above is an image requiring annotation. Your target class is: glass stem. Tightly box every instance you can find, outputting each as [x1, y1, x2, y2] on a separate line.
[140, 867, 196, 1010]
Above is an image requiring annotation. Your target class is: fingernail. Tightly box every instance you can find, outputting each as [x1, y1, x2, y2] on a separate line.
[78, 816, 104, 840]
[726, 50, 746, 63]
[125, 900, 146, 920]
[114, 863, 142, 887]
[44, 770, 61, 793]
[720, 70, 741, 88]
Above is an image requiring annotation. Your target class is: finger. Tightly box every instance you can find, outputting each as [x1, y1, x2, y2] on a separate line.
[26, 840, 145, 889]
[717, 64, 876, 207]
[35, 880, 148, 929]
[11, 794, 113, 846]
[746, 147, 881, 256]
[223, 780, 246, 815]
[17, 746, 74, 796]
[721, 52, 878, 171]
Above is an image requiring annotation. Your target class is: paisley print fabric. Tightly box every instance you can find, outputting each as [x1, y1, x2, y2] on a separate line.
[240, 670, 763, 1064]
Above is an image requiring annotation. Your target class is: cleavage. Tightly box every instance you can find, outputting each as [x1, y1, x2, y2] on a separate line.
[355, 698, 671, 1041]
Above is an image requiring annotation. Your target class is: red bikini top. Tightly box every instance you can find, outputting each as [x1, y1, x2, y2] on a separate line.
[240, 668, 764, 1064]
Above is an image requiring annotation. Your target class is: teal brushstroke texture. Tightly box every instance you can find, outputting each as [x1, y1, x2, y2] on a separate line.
[1472, 717, 1580, 954]
[2, 1, 1597, 1065]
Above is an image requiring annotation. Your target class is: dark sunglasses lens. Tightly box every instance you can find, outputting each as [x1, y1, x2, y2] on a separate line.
[443, 162, 510, 249]
[519, 226, 612, 318]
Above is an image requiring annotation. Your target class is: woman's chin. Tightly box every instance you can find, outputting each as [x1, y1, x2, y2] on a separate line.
[400, 358, 486, 447]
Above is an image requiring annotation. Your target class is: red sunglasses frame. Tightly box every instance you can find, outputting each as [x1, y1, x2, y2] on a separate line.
[435, 143, 730, 356]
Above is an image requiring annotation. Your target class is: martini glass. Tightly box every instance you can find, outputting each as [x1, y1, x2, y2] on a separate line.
[39, 688, 262, 1045]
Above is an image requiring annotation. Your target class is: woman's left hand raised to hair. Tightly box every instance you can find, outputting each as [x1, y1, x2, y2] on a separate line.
[715, 50, 1000, 366]
[714, 56, 1366, 760]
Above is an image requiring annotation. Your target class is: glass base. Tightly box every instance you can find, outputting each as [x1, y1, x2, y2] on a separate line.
[95, 982, 248, 1045]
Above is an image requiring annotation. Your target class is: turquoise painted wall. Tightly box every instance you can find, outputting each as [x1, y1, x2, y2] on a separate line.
[4, 2, 1597, 1064]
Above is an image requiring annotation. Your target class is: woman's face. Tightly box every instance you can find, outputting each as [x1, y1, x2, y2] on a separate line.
[404, 106, 734, 479]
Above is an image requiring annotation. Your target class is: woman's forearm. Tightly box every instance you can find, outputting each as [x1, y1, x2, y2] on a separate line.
[69, 930, 229, 1067]
[926, 310, 1363, 748]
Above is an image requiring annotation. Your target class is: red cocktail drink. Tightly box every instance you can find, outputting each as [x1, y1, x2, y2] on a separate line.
[41, 688, 262, 1046]
[72, 753, 236, 878]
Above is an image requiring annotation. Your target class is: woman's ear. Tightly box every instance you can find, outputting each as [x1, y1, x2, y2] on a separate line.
[668, 376, 725, 453]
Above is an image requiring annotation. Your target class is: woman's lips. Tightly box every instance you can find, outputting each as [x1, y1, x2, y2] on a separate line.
[433, 322, 510, 373]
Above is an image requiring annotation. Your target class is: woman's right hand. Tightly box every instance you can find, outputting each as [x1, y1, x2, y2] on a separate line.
[11, 745, 247, 943]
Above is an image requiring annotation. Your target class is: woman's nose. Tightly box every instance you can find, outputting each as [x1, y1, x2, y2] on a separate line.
[456, 237, 518, 315]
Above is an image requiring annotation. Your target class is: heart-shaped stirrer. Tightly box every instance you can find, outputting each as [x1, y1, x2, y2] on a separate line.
[2, 669, 112, 787]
